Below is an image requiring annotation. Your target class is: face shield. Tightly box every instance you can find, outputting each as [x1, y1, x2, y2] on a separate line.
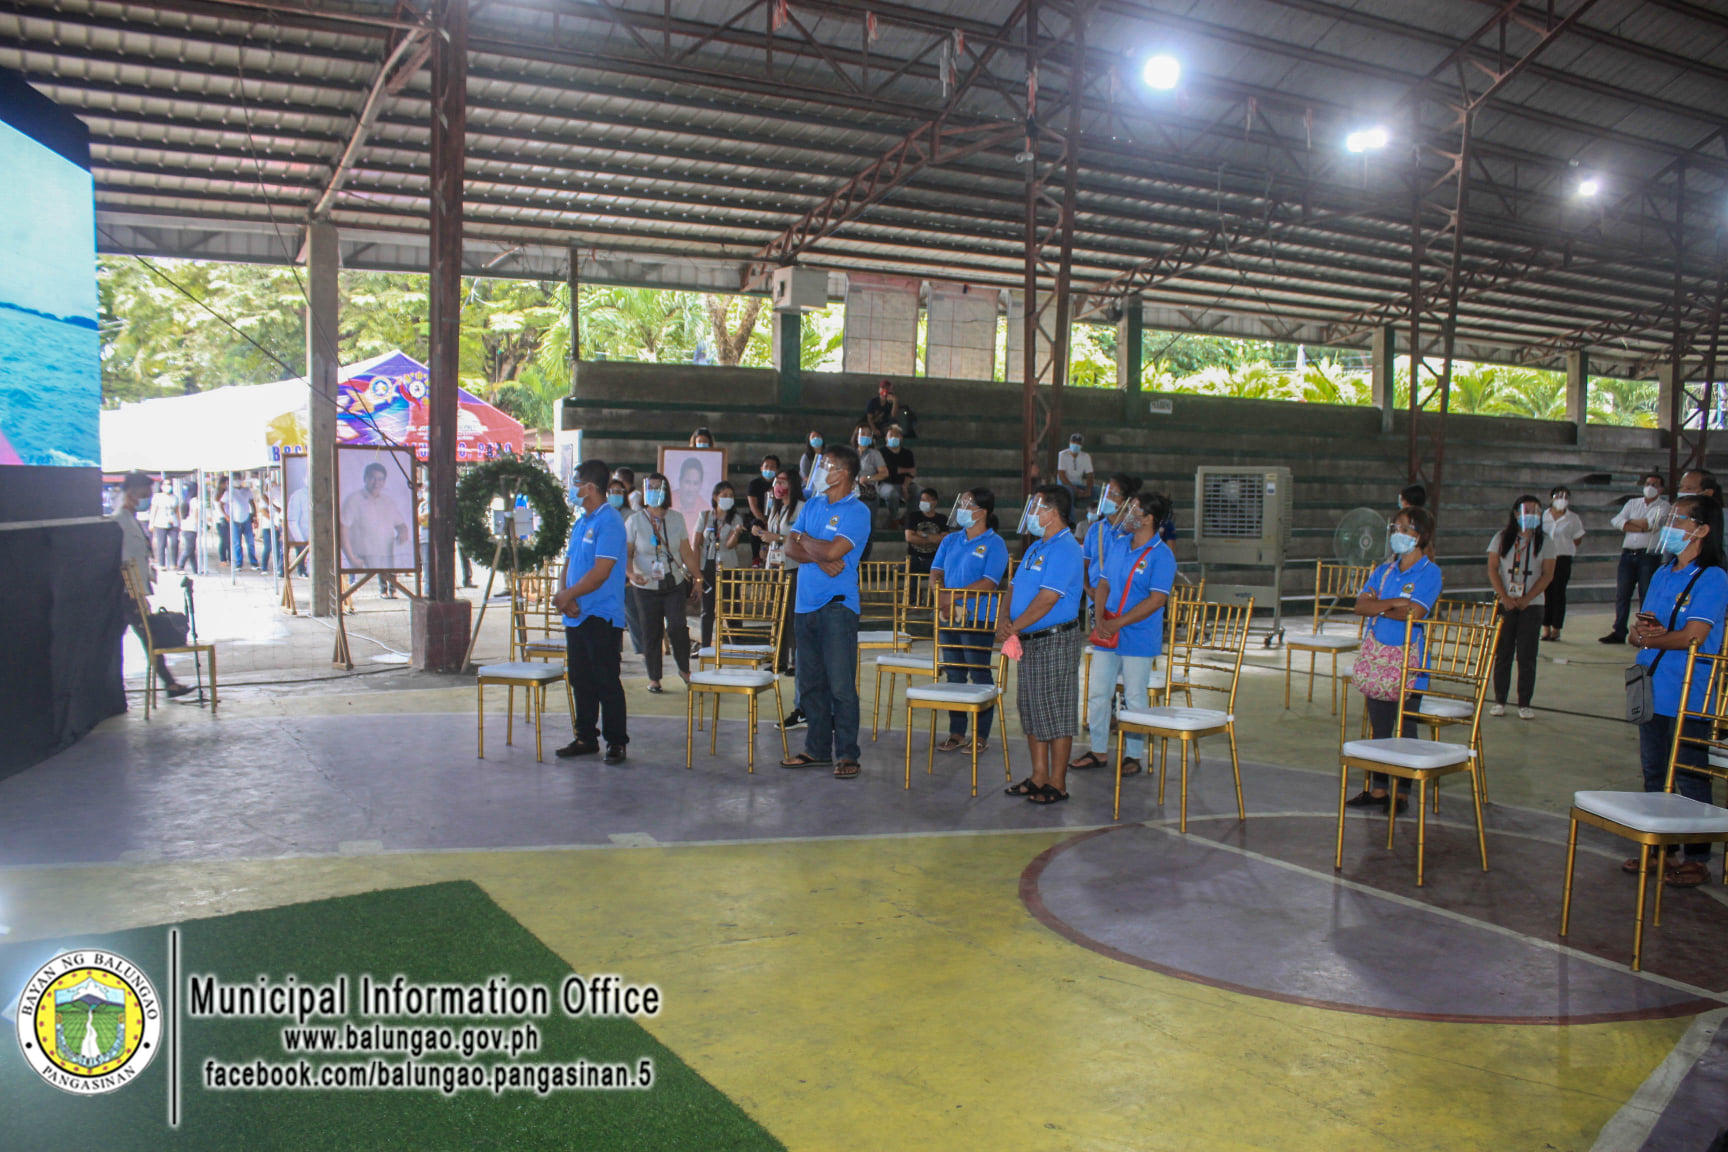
[1017, 498, 1046, 538]
[1650, 504, 1700, 558]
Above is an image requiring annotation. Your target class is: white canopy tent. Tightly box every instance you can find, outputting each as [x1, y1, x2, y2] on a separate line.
[101, 377, 308, 473]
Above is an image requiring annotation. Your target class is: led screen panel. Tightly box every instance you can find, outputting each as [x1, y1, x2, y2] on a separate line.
[0, 116, 99, 469]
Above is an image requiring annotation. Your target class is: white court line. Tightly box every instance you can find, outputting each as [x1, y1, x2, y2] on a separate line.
[1590, 1008, 1725, 1152]
[1135, 821, 1728, 1005]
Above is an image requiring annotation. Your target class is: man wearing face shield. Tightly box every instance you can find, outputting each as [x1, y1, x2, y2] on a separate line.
[999, 486, 1086, 804]
[779, 445, 873, 779]
[1627, 493, 1728, 887]
[1602, 471, 1670, 644]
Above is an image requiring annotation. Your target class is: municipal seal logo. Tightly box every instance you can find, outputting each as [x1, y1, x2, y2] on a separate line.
[15, 951, 161, 1093]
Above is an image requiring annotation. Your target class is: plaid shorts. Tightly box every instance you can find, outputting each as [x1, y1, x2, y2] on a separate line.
[1016, 622, 1084, 740]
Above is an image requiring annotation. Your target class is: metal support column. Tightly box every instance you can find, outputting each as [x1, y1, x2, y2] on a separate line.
[305, 221, 339, 618]
[774, 310, 802, 406]
[1370, 325, 1396, 435]
[1565, 350, 1589, 447]
[566, 245, 581, 397]
[1116, 297, 1143, 392]
[1668, 162, 1688, 489]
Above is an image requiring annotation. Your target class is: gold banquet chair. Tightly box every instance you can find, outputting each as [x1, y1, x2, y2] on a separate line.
[872, 573, 936, 740]
[476, 660, 570, 763]
[856, 560, 913, 688]
[697, 568, 784, 672]
[1560, 645, 1728, 970]
[122, 560, 218, 719]
[510, 571, 573, 721]
[902, 591, 1010, 796]
[686, 569, 790, 772]
[1284, 560, 1370, 714]
[1111, 599, 1252, 829]
[1334, 618, 1494, 886]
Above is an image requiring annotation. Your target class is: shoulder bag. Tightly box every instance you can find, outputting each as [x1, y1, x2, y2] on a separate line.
[1089, 542, 1157, 650]
[1625, 567, 1705, 724]
[1354, 567, 1408, 702]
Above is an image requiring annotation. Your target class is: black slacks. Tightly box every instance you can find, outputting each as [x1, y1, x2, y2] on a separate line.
[565, 617, 628, 748]
[1493, 605, 1543, 707]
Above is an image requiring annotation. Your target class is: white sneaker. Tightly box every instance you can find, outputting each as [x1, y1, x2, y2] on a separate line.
[1518, 707, 1536, 720]
[1489, 704, 1506, 717]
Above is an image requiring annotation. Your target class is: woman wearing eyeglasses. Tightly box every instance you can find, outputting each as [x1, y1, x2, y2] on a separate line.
[1627, 493, 1728, 888]
[1486, 496, 1556, 719]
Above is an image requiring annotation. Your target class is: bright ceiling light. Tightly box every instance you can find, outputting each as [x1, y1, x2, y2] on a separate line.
[1344, 127, 1389, 153]
[1142, 54, 1181, 90]
[1577, 177, 1601, 197]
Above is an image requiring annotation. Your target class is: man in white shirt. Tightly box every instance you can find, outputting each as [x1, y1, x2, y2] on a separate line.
[1057, 434, 1094, 502]
[227, 480, 259, 569]
[113, 472, 191, 697]
[147, 482, 180, 568]
[1601, 470, 1670, 644]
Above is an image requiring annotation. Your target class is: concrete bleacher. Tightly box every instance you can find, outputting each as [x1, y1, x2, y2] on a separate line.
[562, 361, 1725, 607]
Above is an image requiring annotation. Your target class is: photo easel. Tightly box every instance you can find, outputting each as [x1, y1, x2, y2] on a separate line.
[460, 473, 528, 673]
[331, 444, 421, 669]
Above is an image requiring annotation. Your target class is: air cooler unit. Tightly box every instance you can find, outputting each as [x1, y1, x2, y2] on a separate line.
[1192, 467, 1294, 642]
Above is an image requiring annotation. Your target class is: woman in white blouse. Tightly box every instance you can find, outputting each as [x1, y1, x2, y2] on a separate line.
[625, 472, 702, 693]
[1541, 485, 1585, 642]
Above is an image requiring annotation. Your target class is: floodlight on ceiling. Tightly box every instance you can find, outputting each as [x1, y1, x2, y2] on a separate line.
[1577, 177, 1601, 198]
[1142, 54, 1181, 90]
[1344, 127, 1389, 153]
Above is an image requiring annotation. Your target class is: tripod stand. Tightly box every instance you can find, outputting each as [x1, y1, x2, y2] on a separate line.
[181, 575, 209, 706]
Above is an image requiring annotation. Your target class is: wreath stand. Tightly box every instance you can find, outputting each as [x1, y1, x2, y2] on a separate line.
[460, 475, 524, 674]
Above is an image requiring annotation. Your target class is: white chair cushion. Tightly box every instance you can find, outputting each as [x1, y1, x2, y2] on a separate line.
[1710, 749, 1728, 771]
[1342, 738, 1471, 770]
[905, 683, 1000, 705]
[1573, 790, 1728, 834]
[858, 631, 913, 645]
[477, 662, 566, 683]
[690, 669, 777, 688]
[1286, 633, 1360, 650]
[1117, 706, 1232, 732]
[697, 644, 774, 658]
[875, 653, 932, 670]
[1418, 696, 1474, 719]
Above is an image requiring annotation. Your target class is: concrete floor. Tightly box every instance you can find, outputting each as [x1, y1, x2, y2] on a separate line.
[11, 592, 1728, 1151]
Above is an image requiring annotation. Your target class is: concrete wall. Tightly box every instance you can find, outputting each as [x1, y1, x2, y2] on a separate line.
[562, 364, 1706, 601]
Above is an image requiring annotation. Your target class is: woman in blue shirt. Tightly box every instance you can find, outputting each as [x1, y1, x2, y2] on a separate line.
[1628, 493, 1728, 888]
[1347, 505, 1442, 814]
[997, 485, 1086, 804]
[931, 488, 1010, 752]
[1070, 490, 1177, 778]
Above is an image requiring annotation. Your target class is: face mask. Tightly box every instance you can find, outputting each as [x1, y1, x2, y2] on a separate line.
[956, 508, 975, 528]
[762, 468, 775, 481]
[858, 435, 872, 448]
[1097, 496, 1117, 517]
[773, 485, 789, 500]
[646, 488, 666, 507]
[1518, 512, 1540, 531]
[1120, 515, 1143, 535]
[1069, 441, 1083, 451]
[810, 464, 830, 493]
[1388, 531, 1417, 555]
[809, 436, 822, 450]
[1644, 485, 1660, 500]
[1552, 497, 1568, 511]
[717, 497, 735, 511]
[1658, 526, 1693, 556]
[607, 493, 624, 509]
[887, 437, 902, 449]
[919, 500, 933, 514]
[1020, 503, 1047, 538]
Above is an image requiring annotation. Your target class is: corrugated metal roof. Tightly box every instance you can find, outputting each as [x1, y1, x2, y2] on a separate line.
[5, 0, 1726, 373]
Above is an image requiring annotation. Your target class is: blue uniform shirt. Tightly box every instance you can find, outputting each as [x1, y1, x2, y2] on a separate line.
[791, 492, 873, 613]
[1082, 518, 1126, 589]
[1010, 530, 1084, 632]
[1636, 560, 1728, 716]
[932, 528, 1010, 590]
[1360, 555, 1442, 690]
[563, 503, 628, 628]
[1097, 536, 1178, 658]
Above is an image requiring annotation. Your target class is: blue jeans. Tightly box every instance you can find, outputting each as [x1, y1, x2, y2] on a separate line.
[1639, 714, 1714, 861]
[1611, 549, 1662, 635]
[795, 601, 860, 762]
[940, 627, 996, 740]
[230, 518, 257, 567]
[259, 527, 279, 575]
[1087, 649, 1154, 759]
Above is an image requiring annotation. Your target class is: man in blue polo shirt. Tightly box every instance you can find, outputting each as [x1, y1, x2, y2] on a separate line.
[781, 444, 873, 779]
[554, 458, 630, 764]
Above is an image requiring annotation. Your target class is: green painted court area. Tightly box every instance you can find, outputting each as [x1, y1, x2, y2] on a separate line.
[0, 882, 782, 1152]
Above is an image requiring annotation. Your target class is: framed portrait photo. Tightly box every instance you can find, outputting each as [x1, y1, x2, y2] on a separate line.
[658, 445, 728, 548]
[335, 444, 418, 575]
